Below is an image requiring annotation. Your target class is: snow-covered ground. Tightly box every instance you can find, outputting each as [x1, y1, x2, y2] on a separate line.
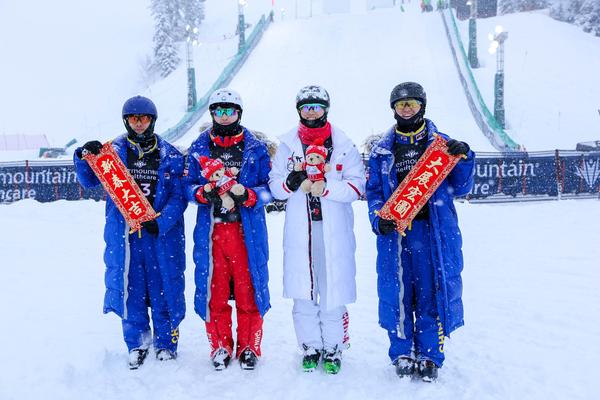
[1, 199, 599, 400]
[1, 1, 600, 399]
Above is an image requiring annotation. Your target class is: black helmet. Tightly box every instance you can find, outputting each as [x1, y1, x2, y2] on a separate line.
[296, 85, 330, 109]
[389, 82, 427, 109]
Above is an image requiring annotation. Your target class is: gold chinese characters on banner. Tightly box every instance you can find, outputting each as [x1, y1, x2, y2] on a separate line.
[377, 135, 462, 235]
[83, 142, 158, 232]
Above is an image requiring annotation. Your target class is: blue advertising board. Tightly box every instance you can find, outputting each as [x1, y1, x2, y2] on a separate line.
[1, 151, 599, 205]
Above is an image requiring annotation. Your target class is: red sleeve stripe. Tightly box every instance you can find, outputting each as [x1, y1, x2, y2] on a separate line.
[322, 189, 330, 197]
[243, 188, 257, 207]
[347, 182, 362, 198]
[195, 187, 209, 204]
[282, 182, 291, 193]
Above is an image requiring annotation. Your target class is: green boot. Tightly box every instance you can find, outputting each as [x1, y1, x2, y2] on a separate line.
[302, 345, 321, 372]
[322, 348, 342, 375]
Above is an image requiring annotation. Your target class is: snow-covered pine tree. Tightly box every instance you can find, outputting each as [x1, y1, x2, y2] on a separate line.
[499, 0, 520, 14]
[151, 0, 181, 78]
[499, 0, 548, 14]
[577, 0, 600, 36]
[565, 0, 584, 22]
[181, 0, 206, 35]
[550, 0, 568, 21]
[165, 0, 206, 43]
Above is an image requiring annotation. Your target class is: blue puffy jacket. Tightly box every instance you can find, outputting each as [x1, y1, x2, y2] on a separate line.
[366, 119, 475, 336]
[184, 127, 272, 321]
[73, 134, 187, 327]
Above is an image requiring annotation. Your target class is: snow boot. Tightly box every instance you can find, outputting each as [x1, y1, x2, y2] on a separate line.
[128, 348, 148, 370]
[417, 359, 438, 382]
[393, 356, 415, 378]
[301, 344, 321, 372]
[239, 349, 258, 370]
[322, 348, 342, 375]
[212, 348, 231, 371]
[156, 349, 177, 361]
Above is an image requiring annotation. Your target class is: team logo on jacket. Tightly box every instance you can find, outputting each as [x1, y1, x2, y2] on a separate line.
[134, 159, 146, 169]
[405, 150, 420, 159]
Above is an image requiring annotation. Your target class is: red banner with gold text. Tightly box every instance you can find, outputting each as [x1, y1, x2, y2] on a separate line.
[377, 135, 462, 235]
[83, 143, 158, 232]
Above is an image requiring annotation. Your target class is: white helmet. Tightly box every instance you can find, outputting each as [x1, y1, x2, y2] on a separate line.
[208, 88, 243, 110]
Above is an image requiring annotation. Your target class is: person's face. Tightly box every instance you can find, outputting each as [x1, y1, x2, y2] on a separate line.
[212, 107, 239, 125]
[394, 99, 422, 119]
[299, 103, 326, 120]
[126, 115, 153, 135]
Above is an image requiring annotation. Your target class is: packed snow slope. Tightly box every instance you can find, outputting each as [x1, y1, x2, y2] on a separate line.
[457, 9, 600, 151]
[1, 199, 599, 400]
[178, 4, 493, 151]
[2, 3, 600, 399]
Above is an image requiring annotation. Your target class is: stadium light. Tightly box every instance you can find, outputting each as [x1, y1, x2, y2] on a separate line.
[185, 24, 200, 111]
[466, 0, 479, 68]
[488, 25, 508, 128]
[238, 0, 247, 51]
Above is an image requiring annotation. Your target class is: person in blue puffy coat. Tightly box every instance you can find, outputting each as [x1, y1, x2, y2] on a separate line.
[73, 96, 187, 370]
[366, 82, 475, 382]
[183, 89, 272, 371]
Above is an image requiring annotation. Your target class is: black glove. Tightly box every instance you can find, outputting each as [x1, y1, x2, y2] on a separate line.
[378, 218, 397, 235]
[200, 187, 220, 205]
[141, 220, 159, 236]
[230, 187, 249, 205]
[82, 140, 103, 156]
[286, 170, 308, 192]
[446, 139, 470, 156]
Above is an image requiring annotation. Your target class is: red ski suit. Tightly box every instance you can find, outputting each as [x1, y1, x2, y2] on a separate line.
[206, 222, 263, 358]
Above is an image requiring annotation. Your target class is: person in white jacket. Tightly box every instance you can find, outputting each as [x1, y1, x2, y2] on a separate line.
[269, 85, 366, 374]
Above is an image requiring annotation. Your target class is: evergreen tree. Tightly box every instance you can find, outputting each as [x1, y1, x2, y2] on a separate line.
[182, 0, 206, 33]
[551, 0, 600, 36]
[499, 0, 519, 14]
[151, 0, 181, 78]
[169, 0, 206, 42]
[566, 0, 584, 23]
[578, 0, 600, 36]
[499, 0, 548, 14]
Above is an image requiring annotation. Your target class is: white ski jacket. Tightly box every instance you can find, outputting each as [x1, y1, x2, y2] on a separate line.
[269, 124, 366, 310]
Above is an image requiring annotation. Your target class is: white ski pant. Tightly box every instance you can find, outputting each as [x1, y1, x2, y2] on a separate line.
[292, 221, 349, 352]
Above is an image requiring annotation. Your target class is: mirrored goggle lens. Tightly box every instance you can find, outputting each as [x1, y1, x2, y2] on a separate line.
[213, 108, 238, 117]
[394, 99, 422, 110]
[298, 104, 324, 113]
[126, 115, 152, 124]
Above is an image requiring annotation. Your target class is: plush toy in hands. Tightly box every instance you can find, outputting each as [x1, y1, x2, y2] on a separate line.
[199, 156, 245, 211]
[295, 138, 331, 197]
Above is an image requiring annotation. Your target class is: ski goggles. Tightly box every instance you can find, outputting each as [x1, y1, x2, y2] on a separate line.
[394, 99, 422, 111]
[298, 103, 325, 113]
[212, 107, 238, 117]
[126, 115, 152, 124]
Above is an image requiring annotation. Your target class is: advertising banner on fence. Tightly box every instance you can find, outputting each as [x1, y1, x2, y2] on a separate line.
[1, 150, 599, 205]
[468, 151, 600, 201]
[0, 161, 103, 204]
